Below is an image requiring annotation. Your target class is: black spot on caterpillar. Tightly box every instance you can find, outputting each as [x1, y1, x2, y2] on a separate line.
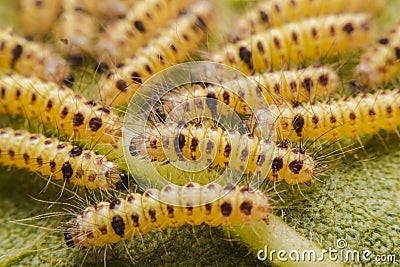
[0, 28, 70, 82]
[98, 1, 215, 106]
[230, 0, 385, 40]
[17, 0, 62, 37]
[96, 0, 196, 61]
[272, 89, 400, 141]
[65, 182, 271, 247]
[0, 128, 126, 190]
[354, 20, 400, 88]
[211, 13, 375, 74]
[0, 73, 122, 145]
[129, 121, 315, 184]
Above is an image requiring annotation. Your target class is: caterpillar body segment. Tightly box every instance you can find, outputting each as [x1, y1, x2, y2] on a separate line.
[212, 13, 375, 74]
[129, 122, 315, 185]
[53, 0, 98, 56]
[65, 182, 272, 248]
[94, 0, 143, 19]
[232, 0, 385, 40]
[97, 0, 195, 61]
[0, 128, 125, 190]
[354, 21, 400, 88]
[98, 1, 216, 106]
[17, 0, 62, 37]
[0, 29, 70, 82]
[272, 89, 400, 141]
[0, 73, 122, 145]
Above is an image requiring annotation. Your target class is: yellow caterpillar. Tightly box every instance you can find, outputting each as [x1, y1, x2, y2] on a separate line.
[211, 13, 374, 74]
[0, 28, 70, 82]
[272, 89, 400, 141]
[97, 0, 195, 61]
[17, 0, 62, 37]
[231, 0, 385, 40]
[98, 1, 215, 106]
[129, 121, 315, 185]
[0, 128, 127, 190]
[53, 0, 98, 56]
[64, 182, 271, 247]
[0, 73, 122, 145]
[159, 66, 339, 116]
[354, 21, 400, 88]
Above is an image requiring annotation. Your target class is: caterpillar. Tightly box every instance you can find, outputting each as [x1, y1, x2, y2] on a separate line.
[94, 0, 143, 19]
[17, 0, 62, 37]
[272, 89, 400, 141]
[98, 1, 215, 106]
[354, 21, 400, 88]
[211, 13, 375, 74]
[64, 182, 271, 248]
[159, 66, 339, 116]
[0, 73, 122, 145]
[96, 0, 195, 61]
[231, 0, 385, 40]
[128, 121, 315, 185]
[53, 0, 98, 56]
[0, 128, 127, 190]
[0, 28, 70, 83]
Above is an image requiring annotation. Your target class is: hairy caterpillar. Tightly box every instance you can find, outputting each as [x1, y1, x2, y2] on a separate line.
[98, 1, 215, 106]
[0, 29, 70, 82]
[0, 128, 127, 190]
[231, 0, 385, 40]
[129, 121, 315, 184]
[97, 0, 195, 61]
[64, 182, 271, 248]
[159, 66, 339, 116]
[0, 73, 122, 145]
[354, 21, 400, 88]
[211, 13, 374, 74]
[17, 0, 62, 37]
[272, 89, 400, 141]
[53, 0, 98, 56]
[94, 0, 143, 19]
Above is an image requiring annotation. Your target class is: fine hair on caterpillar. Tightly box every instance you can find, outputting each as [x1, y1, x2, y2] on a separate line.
[0, 128, 128, 191]
[0, 73, 122, 146]
[211, 13, 375, 74]
[64, 182, 272, 248]
[229, 0, 385, 40]
[98, 1, 216, 106]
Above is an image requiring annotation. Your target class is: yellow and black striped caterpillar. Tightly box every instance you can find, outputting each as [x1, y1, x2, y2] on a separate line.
[231, 0, 385, 40]
[128, 121, 315, 185]
[0, 28, 70, 83]
[212, 13, 374, 74]
[64, 182, 271, 247]
[159, 66, 338, 116]
[0, 128, 127, 190]
[97, 0, 195, 61]
[354, 21, 400, 88]
[98, 1, 215, 106]
[0, 73, 122, 145]
[272, 89, 400, 141]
